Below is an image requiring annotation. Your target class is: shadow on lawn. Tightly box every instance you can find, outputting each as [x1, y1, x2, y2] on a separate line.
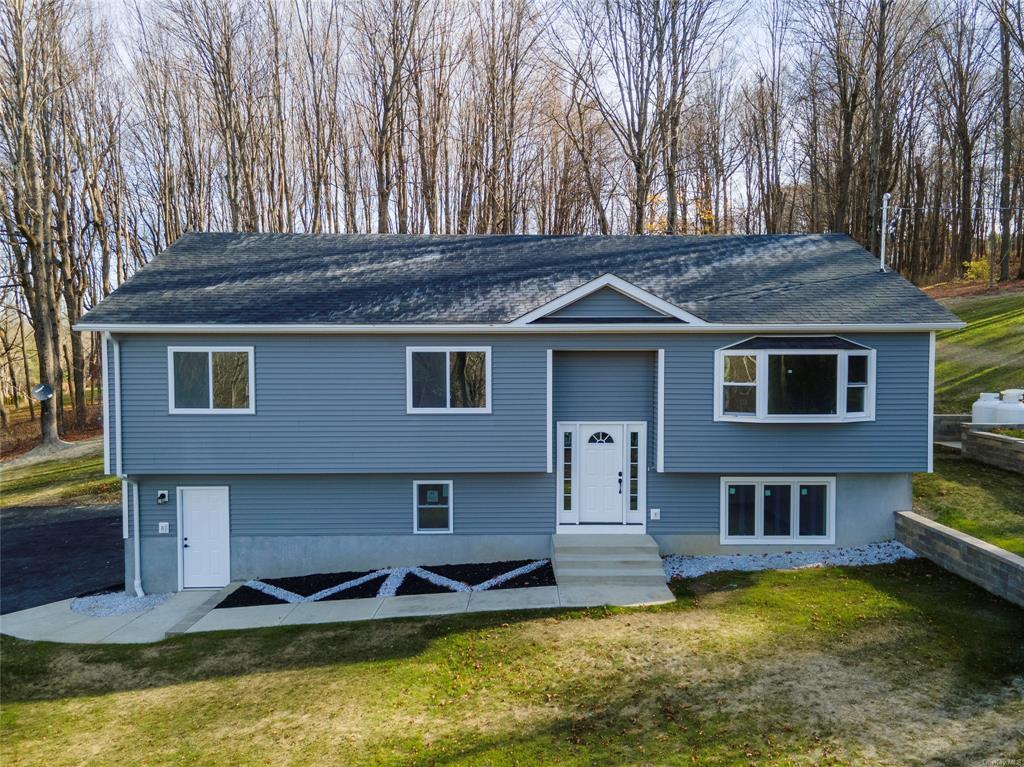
[0, 602, 634, 704]
[2, 560, 1022, 719]
[374, 562, 1024, 766]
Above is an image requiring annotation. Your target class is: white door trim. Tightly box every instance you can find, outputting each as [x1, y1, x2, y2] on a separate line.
[177, 485, 231, 590]
[556, 421, 647, 534]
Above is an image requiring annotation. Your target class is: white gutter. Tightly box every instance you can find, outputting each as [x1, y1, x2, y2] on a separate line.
[75, 321, 964, 334]
[132, 480, 144, 597]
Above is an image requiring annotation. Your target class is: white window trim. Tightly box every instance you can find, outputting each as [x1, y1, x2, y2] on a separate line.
[557, 424, 577, 525]
[167, 346, 256, 414]
[413, 480, 454, 534]
[406, 346, 492, 414]
[713, 344, 876, 423]
[720, 476, 836, 545]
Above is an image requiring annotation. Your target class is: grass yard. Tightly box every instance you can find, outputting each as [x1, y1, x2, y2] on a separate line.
[2, 561, 1023, 766]
[934, 290, 1024, 413]
[914, 453, 1024, 556]
[0, 451, 118, 509]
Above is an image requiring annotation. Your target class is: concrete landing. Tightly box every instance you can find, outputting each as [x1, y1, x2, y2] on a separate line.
[552, 534, 673, 601]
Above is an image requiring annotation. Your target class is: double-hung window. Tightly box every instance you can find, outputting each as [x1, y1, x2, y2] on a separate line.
[721, 477, 835, 544]
[168, 347, 255, 414]
[413, 480, 453, 533]
[715, 337, 874, 423]
[406, 347, 491, 413]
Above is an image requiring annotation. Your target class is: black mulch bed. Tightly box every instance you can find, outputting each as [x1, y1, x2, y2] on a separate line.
[395, 560, 555, 596]
[215, 560, 555, 608]
[216, 571, 387, 609]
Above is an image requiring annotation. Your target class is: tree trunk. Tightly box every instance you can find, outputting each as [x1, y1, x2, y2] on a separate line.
[998, 1, 1013, 281]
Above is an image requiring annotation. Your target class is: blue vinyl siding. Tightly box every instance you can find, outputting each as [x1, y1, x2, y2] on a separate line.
[105, 334, 119, 473]
[647, 474, 721, 534]
[135, 472, 722, 539]
[546, 287, 667, 319]
[136, 474, 556, 537]
[662, 333, 931, 472]
[116, 332, 930, 475]
[553, 350, 657, 469]
[133, 471, 907, 542]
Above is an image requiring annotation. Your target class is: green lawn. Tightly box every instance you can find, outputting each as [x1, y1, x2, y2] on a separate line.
[2, 561, 1023, 766]
[935, 291, 1024, 413]
[914, 453, 1024, 556]
[0, 451, 118, 508]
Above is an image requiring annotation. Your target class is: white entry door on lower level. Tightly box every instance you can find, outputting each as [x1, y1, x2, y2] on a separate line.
[179, 486, 231, 588]
[579, 423, 626, 523]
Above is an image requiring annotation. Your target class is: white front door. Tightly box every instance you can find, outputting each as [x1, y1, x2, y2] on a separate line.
[180, 486, 231, 588]
[578, 424, 625, 523]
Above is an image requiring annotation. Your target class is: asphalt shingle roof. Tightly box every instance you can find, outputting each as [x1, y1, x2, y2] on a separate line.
[81, 232, 958, 326]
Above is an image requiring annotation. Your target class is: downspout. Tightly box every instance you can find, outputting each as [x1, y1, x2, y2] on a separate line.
[132, 480, 145, 597]
[112, 335, 143, 596]
[101, 332, 111, 474]
[112, 335, 123, 476]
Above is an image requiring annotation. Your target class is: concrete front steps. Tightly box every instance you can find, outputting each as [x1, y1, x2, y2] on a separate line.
[551, 534, 674, 605]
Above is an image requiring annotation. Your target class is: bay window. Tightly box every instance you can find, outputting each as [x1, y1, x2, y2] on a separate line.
[715, 337, 874, 422]
[721, 477, 835, 544]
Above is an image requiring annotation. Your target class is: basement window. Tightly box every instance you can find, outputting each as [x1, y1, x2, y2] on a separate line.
[413, 480, 453, 534]
[715, 337, 874, 423]
[721, 477, 835, 544]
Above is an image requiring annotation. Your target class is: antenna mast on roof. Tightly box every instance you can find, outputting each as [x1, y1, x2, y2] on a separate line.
[879, 193, 890, 273]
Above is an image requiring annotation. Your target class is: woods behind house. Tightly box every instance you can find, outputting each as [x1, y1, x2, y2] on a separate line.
[2, 0, 1022, 443]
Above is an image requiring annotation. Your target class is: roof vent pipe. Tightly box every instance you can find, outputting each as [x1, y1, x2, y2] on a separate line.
[879, 193, 891, 273]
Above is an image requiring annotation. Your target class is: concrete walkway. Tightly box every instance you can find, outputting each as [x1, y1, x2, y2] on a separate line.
[0, 589, 217, 644]
[1, 582, 673, 644]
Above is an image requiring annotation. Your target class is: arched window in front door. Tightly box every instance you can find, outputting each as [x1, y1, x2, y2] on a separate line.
[588, 431, 614, 444]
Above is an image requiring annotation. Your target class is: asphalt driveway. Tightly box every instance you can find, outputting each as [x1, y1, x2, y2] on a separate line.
[1, 504, 123, 614]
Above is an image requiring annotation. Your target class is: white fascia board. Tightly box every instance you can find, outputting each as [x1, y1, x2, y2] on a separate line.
[75, 321, 965, 334]
[510, 273, 708, 325]
[928, 330, 936, 473]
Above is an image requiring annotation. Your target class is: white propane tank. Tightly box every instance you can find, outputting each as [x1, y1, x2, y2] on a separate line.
[972, 393, 1001, 423]
[993, 389, 1024, 424]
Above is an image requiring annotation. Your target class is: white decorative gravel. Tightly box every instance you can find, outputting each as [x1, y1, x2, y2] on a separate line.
[662, 540, 917, 581]
[243, 559, 552, 603]
[472, 559, 548, 591]
[70, 591, 172, 617]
